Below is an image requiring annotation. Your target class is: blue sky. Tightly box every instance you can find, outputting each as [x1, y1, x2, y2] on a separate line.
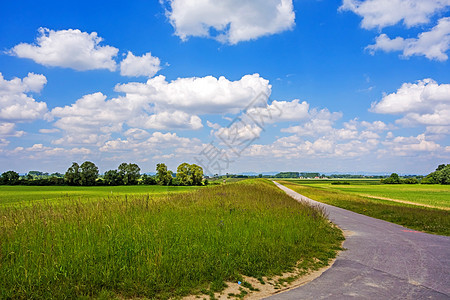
[0, 0, 449, 175]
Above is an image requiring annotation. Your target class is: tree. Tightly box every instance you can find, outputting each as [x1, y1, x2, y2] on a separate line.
[64, 162, 81, 185]
[437, 166, 450, 184]
[1, 171, 19, 185]
[436, 164, 446, 171]
[80, 161, 99, 186]
[190, 164, 204, 185]
[141, 174, 157, 185]
[403, 177, 418, 184]
[118, 163, 141, 185]
[103, 170, 123, 186]
[176, 163, 204, 186]
[423, 164, 450, 185]
[381, 173, 401, 184]
[176, 163, 192, 186]
[156, 163, 172, 185]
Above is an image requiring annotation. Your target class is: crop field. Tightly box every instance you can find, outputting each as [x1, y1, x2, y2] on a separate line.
[277, 180, 449, 235]
[0, 179, 343, 299]
[0, 185, 200, 207]
[283, 179, 450, 209]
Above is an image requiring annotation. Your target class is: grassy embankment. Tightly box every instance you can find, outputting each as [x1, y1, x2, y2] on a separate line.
[0, 179, 343, 299]
[277, 180, 449, 236]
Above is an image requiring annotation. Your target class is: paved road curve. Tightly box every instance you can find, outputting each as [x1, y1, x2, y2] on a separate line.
[266, 182, 450, 299]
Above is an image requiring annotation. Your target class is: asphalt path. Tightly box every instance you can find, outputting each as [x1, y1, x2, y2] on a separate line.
[266, 181, 450, 299]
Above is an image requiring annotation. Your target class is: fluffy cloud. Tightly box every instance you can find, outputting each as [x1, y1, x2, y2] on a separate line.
[115, 74, 271, 114]
[281, 108, 343, 136]
[120, 51, 161, 77]
[51, 92, 127, 134]
[371, 79, 450, 128]
[10, 144, 92, 160]
[0, 122, 24, 138]
[128, 111, 203, 130]
[246, 99, 309, 124]
[339, 0, 450, 29]
[49, 85, 206, 146]
[381, 133, 443, 155]
[99, 131, 200, 155]
[0, 72, 47, 122]
[10, 28, 118, 71]
[366, 17, 450, 61]
[165, 0, 295, 44]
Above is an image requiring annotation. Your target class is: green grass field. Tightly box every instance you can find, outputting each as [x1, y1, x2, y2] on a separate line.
[277, 180, 449, 235]
[0, 180, 343, 299]
[0, 185, 200, 207]
[283, 179, 450, 209]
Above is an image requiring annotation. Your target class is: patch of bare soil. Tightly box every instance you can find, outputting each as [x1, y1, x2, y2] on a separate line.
[182, 257, 339, 300]
[359, 194, 449, 211]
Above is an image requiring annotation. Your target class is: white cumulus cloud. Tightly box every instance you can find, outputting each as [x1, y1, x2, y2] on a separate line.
[165, 0, 295, 44]
[120, 51, 161, 77]
[129, 110, 203, 130]
[371, 79, 450, 128]
[10, 28, 119, 71]
[0, 72, 48, 122]
[340, 0, 450, 29]
[366, 17, 450, 61]
[115, 73, 271, 114]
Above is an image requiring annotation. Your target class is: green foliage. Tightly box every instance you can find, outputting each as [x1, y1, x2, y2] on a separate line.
[191, 164, 204, 185]
[0, 180, 343, 299]
[0, 171, 19, 185]
[275, 172, 299, 178]
[423, 164, 450, 184]
[176, 163, 204, 186]
[176, 162, 192, 185]
[156, 163, 172, 185]
[140, 174, 156, 185]
[80, 161, 99, 186]
[403, 177, 419, 184]
[381, 173, 401, 184]
[64, 162, 81, 186]
[118, 163, 141, 185]
[65, 162, 99, 186]
[103, 170, 123, 186]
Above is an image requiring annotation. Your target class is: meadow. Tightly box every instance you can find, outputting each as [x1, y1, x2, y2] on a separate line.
[0, 180, 343, 299]
[277, 180, 449, 235]
[0, 185, 200, 207]
[283, 179, 450, 209]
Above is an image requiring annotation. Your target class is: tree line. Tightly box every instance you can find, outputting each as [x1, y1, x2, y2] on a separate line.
[0, 162, 206, 186]
[380, 164, 449, 184]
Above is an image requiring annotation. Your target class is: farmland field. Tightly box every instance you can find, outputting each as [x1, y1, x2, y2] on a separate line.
[0, 179, 343, 299]
[283, 179, 450, 209]
[0, 185, 200, 207]
[277, 180, 450, 235]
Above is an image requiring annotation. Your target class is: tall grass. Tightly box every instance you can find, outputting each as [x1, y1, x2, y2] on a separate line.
[278, 181, 449, 236]
[0, 180, 343, 299]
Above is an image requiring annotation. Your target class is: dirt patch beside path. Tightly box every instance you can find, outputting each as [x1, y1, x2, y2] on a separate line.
[359, 194, 449, 211]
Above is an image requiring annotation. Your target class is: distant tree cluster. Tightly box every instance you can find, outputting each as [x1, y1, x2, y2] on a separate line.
[275, 172, 300, 178]
[380, 173, 420, 184]
[175, 163, 204, 186]
[381, 164, 449, 185]
[103, 163, 141, 186]
[1, 161, 205, 186]
[380, 173, 419, 184]
[422, 164, 450, 184]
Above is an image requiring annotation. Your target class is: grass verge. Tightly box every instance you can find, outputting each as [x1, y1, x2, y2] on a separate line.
[277, 180, 449, 236]
[0, 179, 343, 299]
